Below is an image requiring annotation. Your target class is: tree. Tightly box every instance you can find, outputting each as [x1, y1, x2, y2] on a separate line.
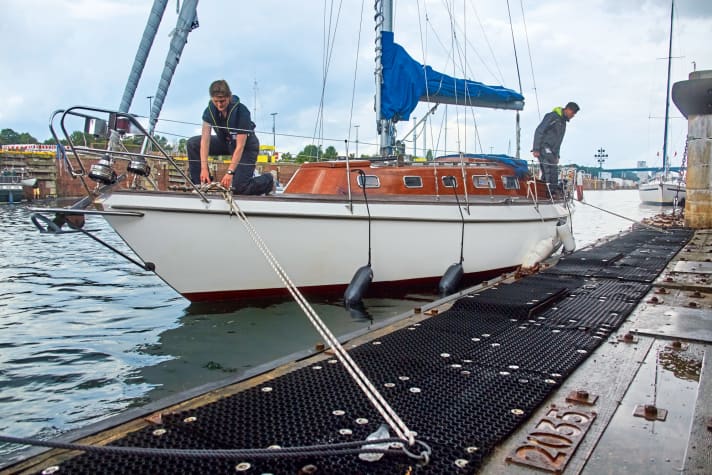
[153, 134, 173, 151]
[17, 132, 38, 144]
[281, 151, 293, 161]
[0, 129, 37, 145]
[426, 149, 433, 160]
[177, 138, 187, 154]
[0, 128, 21, 145]
[323, 145, 338, 159]
[296, 144, 322, 162]
[70, 131, 92, 146]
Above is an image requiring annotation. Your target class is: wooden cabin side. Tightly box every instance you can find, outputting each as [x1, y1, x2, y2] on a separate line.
[283, 160, 551, 198]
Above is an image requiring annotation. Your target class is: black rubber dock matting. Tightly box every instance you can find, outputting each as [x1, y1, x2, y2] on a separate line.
[26, 226, 693, 474]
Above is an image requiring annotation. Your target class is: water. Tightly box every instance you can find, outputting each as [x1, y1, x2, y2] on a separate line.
[0, 190, 670, 462]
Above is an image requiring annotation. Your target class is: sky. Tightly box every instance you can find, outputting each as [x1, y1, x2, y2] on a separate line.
[1, 0, 711, 170]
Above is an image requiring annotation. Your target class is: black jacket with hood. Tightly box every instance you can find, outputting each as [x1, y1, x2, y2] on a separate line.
[532, 107, 567, 158]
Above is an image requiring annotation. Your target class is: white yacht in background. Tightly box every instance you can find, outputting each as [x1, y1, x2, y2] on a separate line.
[639, 0, 686, 206]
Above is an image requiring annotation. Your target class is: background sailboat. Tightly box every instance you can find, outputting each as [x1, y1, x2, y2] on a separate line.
[639, 0, 686, 206]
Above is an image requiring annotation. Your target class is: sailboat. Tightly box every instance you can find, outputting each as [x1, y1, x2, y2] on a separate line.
[639, 0, 686, 206]
[32, 1, 574, 303]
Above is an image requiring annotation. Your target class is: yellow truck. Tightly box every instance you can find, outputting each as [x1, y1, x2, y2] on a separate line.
[257, 145, 279, 163]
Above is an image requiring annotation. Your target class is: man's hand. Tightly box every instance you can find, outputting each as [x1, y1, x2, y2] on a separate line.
[220, 173, 233, 188]
[532, 150, 540, 158]
[200, 166, 211, 184]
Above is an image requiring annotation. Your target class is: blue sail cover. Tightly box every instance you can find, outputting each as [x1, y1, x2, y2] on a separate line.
[380, 31, 524, 122]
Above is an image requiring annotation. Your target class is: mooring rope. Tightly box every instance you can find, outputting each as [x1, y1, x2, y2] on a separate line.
[577, 200, 668, 234]
[0, 434, 431, 462]
[219, 189, 416, 446]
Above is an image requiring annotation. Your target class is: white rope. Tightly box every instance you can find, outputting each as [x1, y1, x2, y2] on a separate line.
[219, 189, 415, 445]
[525, 180, 545, 222]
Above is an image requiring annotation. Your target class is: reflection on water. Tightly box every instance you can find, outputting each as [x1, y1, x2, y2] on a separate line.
[138, 294, 428, 403]
[0, 190, 668, 461]
[658, 348, 702, 382]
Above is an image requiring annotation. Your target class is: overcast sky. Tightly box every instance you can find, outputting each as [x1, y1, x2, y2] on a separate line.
[2, 0, 710, 169]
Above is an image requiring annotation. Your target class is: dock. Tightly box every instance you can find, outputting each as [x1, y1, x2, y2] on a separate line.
[1, 224, 710, 474]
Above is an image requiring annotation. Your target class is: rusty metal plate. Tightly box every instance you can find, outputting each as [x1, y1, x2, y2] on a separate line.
[506, 407, 597, 473]
[565, 389, 599, 406]
[633, 404, 668, 421]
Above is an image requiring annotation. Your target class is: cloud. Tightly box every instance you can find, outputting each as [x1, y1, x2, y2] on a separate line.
[1, 0, 710, 170]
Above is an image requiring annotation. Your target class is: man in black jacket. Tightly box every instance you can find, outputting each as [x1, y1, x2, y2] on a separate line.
[187, 79, 273, 195]
[532, 102, 579, 189]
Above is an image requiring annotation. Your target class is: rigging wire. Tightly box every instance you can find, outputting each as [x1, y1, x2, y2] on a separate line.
[416, 0, 439, 159]
[313, 0, 345, 158]
[505, 0, 523, 95]
[519, 0, 541, 120]
[344, 0, 365, 201]
[346, 0, 366, 152]
[464, 0, 505, 85]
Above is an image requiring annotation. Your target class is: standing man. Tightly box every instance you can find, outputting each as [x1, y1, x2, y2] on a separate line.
[532, 102, 579, 189]
[187, 79, 273, 195]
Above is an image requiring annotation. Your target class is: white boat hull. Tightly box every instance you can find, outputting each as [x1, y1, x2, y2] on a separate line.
[638, 180, 686, 205]
[98, 191, 571, 301]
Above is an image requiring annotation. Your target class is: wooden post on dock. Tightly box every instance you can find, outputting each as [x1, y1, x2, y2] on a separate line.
[672, 70, 712, 228]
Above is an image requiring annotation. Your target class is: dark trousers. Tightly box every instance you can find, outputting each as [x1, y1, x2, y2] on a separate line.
[187, 135, 273, 195]
[538, 152, 559, 186]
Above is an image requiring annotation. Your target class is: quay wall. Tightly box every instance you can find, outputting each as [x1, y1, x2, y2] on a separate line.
[0, 151, 300, 200]
[685, 114, 712, 228]
[677, 69, 712, 229]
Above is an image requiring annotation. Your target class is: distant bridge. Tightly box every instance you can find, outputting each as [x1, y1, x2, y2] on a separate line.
[599, 167, 684, 173]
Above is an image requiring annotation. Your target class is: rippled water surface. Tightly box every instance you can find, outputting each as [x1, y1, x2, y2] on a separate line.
[0, 190, 668, 461]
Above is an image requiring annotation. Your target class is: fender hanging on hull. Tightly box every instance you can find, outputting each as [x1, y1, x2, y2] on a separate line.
[344, 264, 373, 306]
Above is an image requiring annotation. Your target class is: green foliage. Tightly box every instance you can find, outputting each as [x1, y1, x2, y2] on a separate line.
[296, 144, 322, 162]
[323, 145, 338, 159]
[70, 131, 92, 146]
[177, 138, 187, 154]
[426, 149, 433, 160]
[295, 144, 340, 161]
[0, 128, 38, 145]
[281, 151, 293, 161]
[155, 135, 173, 151]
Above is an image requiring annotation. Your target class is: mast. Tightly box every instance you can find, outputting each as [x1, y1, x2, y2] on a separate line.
[661, 0, 674, 175]
[375, 0, 393, 156]
[119, 0, 169, 114]
[111, 0, 168, 151]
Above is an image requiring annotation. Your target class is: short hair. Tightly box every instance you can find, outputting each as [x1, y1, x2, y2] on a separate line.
[209, 80, 231, 98]
[565, 102, 580, 112]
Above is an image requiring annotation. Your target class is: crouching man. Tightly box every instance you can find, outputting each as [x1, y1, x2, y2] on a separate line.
[187, 79, 273, 194]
